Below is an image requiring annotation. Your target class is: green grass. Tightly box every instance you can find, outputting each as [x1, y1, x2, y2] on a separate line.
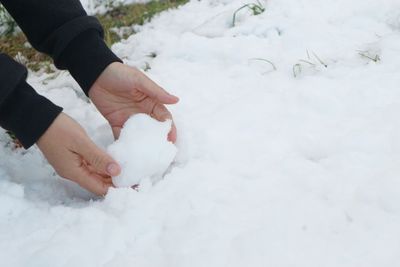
[0, 0, 188, 72]
[232, 1, 265, 27]
[358, 50, 381, 63]
[249, 58, 277, 71]
[292, 50, 328, 78]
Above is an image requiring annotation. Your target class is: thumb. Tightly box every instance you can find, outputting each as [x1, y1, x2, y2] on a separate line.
[136, 74, 179, 104]
[79, 140, 121, 177]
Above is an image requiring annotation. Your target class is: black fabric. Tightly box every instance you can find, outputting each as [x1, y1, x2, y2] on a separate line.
[0, 0, 122, 148]
[0, 54, 27, 106]
[0, 78, 63, 148]
[58, 29, 122, 94]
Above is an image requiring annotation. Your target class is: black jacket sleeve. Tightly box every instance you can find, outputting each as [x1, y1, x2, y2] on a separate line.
[0, 55, 63, 148]
[1, 0, 121, 93]
[0, 0, 121, 149]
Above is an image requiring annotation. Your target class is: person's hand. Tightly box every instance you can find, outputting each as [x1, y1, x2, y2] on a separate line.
[36, 113, 121, 195]
[88, 62, 179, 142]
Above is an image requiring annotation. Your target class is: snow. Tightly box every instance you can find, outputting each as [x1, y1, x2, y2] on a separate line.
[2, 0, 400, 266]
[80, 0, 151, 15]
[107, 114, 177, 187]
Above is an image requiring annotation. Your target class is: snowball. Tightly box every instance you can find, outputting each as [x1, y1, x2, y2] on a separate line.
[107, 114, 177, 188]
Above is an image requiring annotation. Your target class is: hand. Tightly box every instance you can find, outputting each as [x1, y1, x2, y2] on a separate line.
[88, 62, 179, 142]
[37, 113, 121, 195]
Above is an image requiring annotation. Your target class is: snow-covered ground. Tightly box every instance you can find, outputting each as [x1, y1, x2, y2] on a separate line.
[2, 0, 400, 266]
[81, 0, 151, 14]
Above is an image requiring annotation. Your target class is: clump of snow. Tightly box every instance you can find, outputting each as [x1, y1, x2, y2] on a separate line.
[107, 114, 177, 187]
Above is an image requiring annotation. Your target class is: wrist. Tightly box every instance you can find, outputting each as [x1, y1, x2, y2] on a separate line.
[0, 81, 63, 149]
[88, 61, 119, 94]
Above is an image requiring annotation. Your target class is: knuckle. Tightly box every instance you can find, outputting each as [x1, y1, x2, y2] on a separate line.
[90, 153, 107, 169]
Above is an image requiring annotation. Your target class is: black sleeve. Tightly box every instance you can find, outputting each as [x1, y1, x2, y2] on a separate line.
[0, 54, 62, 148]
[0, 0, 121, 149]
[0, 0, 122, 94]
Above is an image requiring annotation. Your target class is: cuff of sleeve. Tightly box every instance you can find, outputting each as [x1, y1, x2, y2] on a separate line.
[57, 29, 122, 95]
[0, 81, 63, 149]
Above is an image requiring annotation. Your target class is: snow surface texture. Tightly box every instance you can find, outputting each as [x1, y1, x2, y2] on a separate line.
[80, 0, 150, 15]
[2, 0, 400, 266]
[108, 114, 177, 187]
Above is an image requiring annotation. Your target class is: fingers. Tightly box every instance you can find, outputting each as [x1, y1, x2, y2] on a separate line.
[78, 139, 121, 177]
[151, 103, 178, 143]
[111, 126, 122, 140]
[36, 112, 119, 196]
[136, 74, 179, 105]
[73, 168, 114, 196]
[168, 122, 177, 143]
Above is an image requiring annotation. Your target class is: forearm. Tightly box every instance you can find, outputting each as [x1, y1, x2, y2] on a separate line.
[0, 54, 62, 148]
[0, 0, 121, 148]
[0, 0, 121, 93]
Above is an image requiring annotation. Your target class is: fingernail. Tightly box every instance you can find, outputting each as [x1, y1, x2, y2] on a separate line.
[107, 163, 120, 176]
[168, 93, 179, 100]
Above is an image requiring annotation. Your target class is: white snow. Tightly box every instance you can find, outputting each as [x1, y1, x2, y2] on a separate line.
[108, 114, 177, 187]
[2, 0, 400, 266]
[80, 0, 151, 15]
